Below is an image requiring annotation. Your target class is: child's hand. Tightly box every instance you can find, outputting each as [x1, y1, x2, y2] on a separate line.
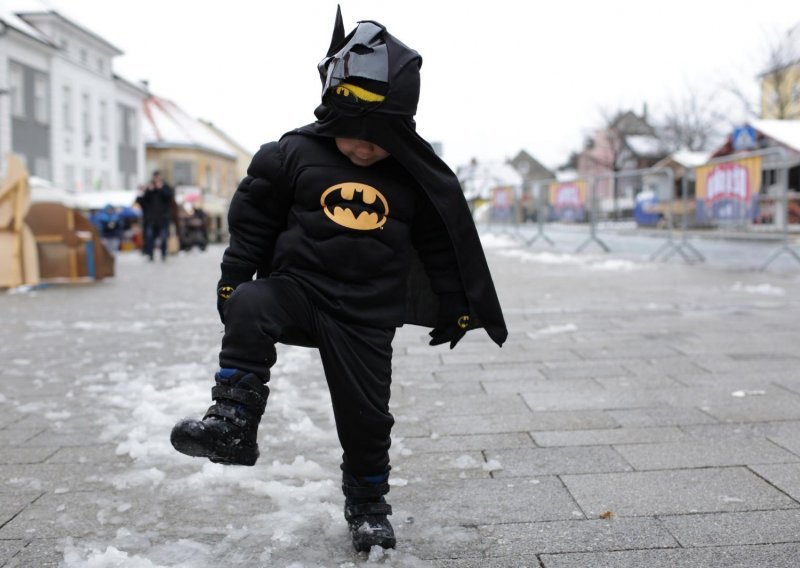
[429, 293, 470, 349]
[217, 284, 235, 324]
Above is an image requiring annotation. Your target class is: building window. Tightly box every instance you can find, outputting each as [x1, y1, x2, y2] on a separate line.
[83, 167, 93, 190]
[173, 161, 194, 186]
[9, 62, 25, 118]
[97, 57, 105, 73]
[117, 104, 137, 146]
[99, 100, 108, 140]
[80, 48, 88, 65]
[33, 72, 49, 124]
[82, 93, 92, 156]
[64, 136, 72, 154]
[62, 85, 73, 131]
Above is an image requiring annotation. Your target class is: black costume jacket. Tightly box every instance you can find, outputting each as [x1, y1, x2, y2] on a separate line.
[221, 129, 508, 347]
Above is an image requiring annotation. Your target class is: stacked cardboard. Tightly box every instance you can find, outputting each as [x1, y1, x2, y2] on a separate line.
[0, 155, 39, 288]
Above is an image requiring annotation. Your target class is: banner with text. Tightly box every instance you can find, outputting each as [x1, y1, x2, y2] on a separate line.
[489, 186, 515, 222]
[695, 156, 762, 223]
[548, 180, 588, 222]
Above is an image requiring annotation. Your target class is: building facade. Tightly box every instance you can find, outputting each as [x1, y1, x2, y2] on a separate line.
[0, 7, 147, 189]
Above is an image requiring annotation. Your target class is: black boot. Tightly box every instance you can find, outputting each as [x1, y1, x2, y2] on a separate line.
[342, 472, 396, 552]
[170, 369, 269, 466]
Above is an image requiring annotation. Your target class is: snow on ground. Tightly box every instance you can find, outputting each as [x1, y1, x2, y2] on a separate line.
[3, 251, 438, 567]
[58, 339, 435, 567]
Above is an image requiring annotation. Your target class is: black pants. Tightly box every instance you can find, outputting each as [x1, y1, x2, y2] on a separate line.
[220, 277, 395, 476]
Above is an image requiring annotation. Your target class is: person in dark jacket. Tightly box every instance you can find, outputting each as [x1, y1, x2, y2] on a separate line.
[170, 9, 507, 552]
[136, 171, 174, 261]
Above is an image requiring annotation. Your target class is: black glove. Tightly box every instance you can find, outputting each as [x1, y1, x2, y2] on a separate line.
[429, 293, 470, 349]
[216, 267, 253, 324]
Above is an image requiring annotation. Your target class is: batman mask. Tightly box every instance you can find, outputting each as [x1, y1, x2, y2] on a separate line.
[317, 8, 422, 118]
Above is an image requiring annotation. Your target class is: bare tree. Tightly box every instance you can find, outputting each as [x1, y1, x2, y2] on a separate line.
[656, 87, 728, 152]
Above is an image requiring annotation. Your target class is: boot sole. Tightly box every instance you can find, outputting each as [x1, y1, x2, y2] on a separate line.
[170, 421, 259, 466]
[351, 534, 396, 552]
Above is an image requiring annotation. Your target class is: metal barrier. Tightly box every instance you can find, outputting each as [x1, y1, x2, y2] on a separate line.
[472, 148, 800, 270]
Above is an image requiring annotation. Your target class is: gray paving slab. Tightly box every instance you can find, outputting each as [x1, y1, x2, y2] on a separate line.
[480, 517, 677, 556]
[540, 542, 800, 568]
[392, 393, 530, 417]
[1, 539, 64, 568]
[561, 467, 799, 517]
[749, 463, 800, 501]
[0, 541, 25, 566]
[607, 407, 719, 427]
[487, 446, 633, 477]
[659, 509, 800, 547]
[532, 426, 687, 447]
[480, 377, 604, 395]
[393, 477, 582, 525]
[0, 446, 57, 464]
[400, 432, 535, 454]
[429, 410, 618, 435]
[614, 439, 800, 470]
[389, 450, 490, 481]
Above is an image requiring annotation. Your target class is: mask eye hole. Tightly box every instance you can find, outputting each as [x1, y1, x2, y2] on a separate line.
[349, 44, 373, 55]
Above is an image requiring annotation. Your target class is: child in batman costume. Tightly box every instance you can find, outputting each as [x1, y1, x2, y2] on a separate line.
[170, 8, 507, 552]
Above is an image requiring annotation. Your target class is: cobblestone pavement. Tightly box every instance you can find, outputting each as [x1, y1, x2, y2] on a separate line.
[1, 236, 800, 567]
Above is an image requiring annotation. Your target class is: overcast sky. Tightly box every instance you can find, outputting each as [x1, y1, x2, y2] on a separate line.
[33, 0, 800, 169]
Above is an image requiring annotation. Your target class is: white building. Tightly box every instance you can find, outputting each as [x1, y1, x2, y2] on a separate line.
[0, 2, 148, 191]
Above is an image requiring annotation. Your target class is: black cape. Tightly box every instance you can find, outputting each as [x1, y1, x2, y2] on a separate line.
[292, 111, 508, 347]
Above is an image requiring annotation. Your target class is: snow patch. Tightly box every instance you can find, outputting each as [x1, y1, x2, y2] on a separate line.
[731, 282, 785, 296]
[528, 323, 578, 338]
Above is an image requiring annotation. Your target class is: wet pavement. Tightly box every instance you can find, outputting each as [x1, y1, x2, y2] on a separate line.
[1, 232, 800, 567]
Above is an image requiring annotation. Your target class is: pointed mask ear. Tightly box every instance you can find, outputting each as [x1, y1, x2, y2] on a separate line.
[326, 5, 346, 57]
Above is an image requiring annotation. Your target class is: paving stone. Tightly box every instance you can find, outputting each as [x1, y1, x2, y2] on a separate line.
[430, 410, 617, 436]
[392, 393, 529, 417]
[0, 446, 57, 464]
[660, 509, 800, 547]
[0, 540, 25, 565]
[480, 378, 603, 395]
[523, 386, 766, 412]
[541, 361, 632, 380]
[749, 463, 800, 502]
[533, 426, 687, 447]
[1, 539, 65, 567]
[400, 432, 535, 454]
[390, 451, 490, 481]
[480, 517, 677, 556]
[540, 542, 800, 568]
[45, 445, 129, 464]
[487, 446, 632, 477]
[700, 395, 800, 422]
[394, 477, 581, 525]
[608, 407, 718, 427]
[0, 492, 41, 526]
[0, 463, 129, 493]
[0, 426, 43, 447]
[680, 421, 800, 441]
[614, 440, 799, 470]
[561, 467, 799, 517]
[594, 375, 682, 389]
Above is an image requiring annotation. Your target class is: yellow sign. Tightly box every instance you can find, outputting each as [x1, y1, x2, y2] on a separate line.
[695, 156, 762, 203]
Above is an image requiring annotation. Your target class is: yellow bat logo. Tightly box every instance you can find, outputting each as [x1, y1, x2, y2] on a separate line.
[320, 182, 389, 231]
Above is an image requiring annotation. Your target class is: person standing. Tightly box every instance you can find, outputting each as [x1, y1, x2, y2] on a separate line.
[136, 171, 174, 261]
